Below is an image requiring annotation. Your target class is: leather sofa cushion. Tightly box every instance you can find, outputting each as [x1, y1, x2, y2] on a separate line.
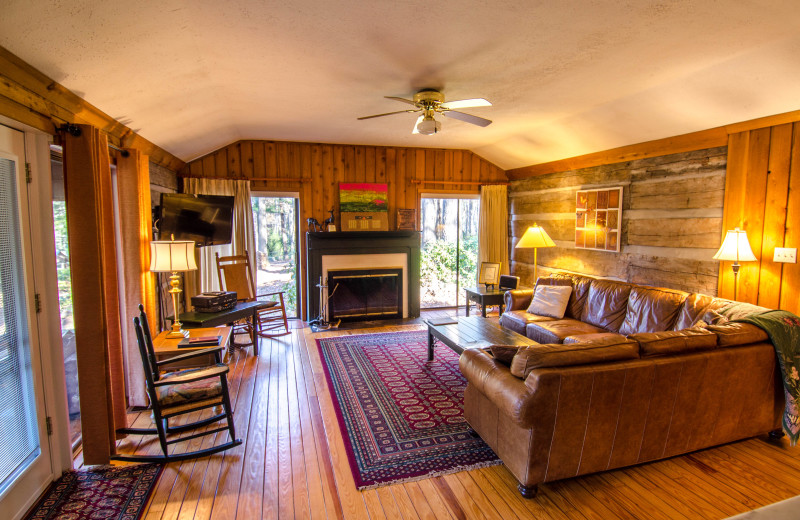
[707, 322, 769, 347]
[504, 289, 535, 312]
[525, 319, 605, 344]
[490, 344, 524, 365]
[550, 273, 593, 319]
[499, 310, 554, 336]
[619, 286, 687, 335]
[673, 293, 715, 330]
[629, 328, 717, 357]
[580, 279, 632, 331]
[563, 332, 628, 344]
[510, 336, 640, 378]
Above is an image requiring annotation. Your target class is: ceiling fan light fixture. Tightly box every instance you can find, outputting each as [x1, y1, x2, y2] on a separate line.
[416, 115, 440, 135]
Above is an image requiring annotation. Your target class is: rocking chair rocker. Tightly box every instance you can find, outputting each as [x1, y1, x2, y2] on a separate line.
[111, 304, 242, 463]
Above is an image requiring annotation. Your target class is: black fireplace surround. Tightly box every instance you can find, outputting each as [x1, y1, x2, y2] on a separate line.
[306, 231, 421, 322]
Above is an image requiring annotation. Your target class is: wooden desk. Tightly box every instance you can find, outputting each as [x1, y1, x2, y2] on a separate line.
[153, 326, 232, 369]
[170, 300, 268, 355]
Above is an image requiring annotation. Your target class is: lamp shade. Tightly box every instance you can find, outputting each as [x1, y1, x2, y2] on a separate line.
[515, 224, 556, 249]
[149, 240, 198, 272]
[713, 228, 757, 262]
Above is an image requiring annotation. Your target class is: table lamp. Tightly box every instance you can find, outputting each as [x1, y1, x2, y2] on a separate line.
[515, 224, 555, 284]
[712, 227, 756, 301]
[150, 240, 198, 338]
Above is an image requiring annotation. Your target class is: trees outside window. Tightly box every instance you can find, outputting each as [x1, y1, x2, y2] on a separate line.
[251, 196, 299, 317]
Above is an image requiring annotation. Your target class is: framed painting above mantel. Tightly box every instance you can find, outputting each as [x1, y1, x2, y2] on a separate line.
[575, 186, 622, 252]
[339, 182, 389, 231]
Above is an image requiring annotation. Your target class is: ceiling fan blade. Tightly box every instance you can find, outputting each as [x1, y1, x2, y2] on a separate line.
[440, 98, 492, 109]
[385, 96, 419, 107]
[411, 115, 424, 134]
[442, 110, 492, 127]
[357, 109, 416, 120]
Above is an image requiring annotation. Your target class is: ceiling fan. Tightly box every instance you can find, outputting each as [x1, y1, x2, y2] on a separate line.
[358, 89, 492, 135]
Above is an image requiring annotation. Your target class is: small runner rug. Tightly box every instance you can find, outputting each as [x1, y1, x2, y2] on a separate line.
[316, 329, 500, 489]
[25, 463, 162, 520]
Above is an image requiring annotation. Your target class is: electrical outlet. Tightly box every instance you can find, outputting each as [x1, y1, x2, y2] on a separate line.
[774, 247, 797, 263]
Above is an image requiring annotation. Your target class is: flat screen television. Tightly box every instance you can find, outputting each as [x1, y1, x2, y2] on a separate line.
[159, 194, 234, 246]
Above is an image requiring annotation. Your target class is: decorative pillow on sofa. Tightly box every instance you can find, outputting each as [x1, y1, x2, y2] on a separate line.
[526, 285, 573, 319]
[490, 344, 522, 365]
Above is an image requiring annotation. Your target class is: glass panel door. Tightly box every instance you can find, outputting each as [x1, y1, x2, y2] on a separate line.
[420, 196, 480, 309]
[250, 195, 299, 317]
[0, 124, 51, 519]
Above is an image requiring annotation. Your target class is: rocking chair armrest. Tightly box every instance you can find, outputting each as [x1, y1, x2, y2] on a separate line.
[154, 364, 230, 386]
[256, 291, 285, 298]
[156, 345, 226, 366]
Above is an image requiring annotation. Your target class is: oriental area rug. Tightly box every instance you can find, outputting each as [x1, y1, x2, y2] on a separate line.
[316, 329, 500, 489]
[25, 463, 162, 520]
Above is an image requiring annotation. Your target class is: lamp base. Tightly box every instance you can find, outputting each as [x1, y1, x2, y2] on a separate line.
[166, 323, 190, 339]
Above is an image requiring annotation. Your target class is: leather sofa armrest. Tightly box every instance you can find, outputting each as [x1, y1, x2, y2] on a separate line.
[505, 289, 535, 311]
[460, 349, 535, 426]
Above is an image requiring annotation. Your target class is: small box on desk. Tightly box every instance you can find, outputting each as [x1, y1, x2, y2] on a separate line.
[191, 291, 237, 312]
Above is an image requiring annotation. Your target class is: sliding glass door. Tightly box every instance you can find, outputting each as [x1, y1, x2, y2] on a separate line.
[420, 195, 480, 309]
[251, 195, 299, 317]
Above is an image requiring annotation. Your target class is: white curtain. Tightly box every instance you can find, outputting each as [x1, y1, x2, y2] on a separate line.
[478, 184, 510, 277]
[183, 178, 256, 298]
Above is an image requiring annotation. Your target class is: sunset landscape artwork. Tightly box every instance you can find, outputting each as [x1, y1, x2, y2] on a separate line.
[339, 183, 389, 212]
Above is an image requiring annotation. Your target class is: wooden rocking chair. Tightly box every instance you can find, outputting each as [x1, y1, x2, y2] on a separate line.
[111, 304, 242, 463]
[215, 250, 290, 345]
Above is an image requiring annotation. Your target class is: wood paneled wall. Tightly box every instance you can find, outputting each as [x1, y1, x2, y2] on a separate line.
[719, 122, 800, 314]
[509, 147, 727, 294]
[183, 140, 507, 319]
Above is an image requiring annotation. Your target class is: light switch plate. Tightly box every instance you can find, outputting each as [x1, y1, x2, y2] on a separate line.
[774, 247, 797, 263]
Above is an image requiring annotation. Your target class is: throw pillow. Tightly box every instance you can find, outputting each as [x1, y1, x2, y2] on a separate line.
[490, 344, 521, 365]
[526, 285, 573, 319]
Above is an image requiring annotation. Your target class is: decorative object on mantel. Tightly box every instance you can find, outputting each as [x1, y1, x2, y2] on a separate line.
[307, 217, 322, 232]
[575, 186, 623, 252]
[396, 208, 416, 230]
[24, 463, 163, 520]
[316, 329, 500, 489]
[323, 208, 335, 231]
[515, 224, 555, 283]
[339, 182, 389, 231]
[713, 227, 757, 301]
[150, 239, 198, 338]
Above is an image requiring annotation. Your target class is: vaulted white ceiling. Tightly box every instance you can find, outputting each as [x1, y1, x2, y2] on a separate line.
[2, 1, 799, 169]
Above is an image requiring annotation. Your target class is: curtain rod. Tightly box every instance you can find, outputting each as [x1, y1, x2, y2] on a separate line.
[59, 123, 130, 157]
[410, 180, 508, 186]
[179, 173, 312, 183]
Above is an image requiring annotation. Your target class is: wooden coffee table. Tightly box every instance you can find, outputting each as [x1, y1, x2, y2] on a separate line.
[426, 316, 537, 361]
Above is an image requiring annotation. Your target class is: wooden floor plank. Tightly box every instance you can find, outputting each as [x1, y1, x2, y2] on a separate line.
[86, 312, 800, 520]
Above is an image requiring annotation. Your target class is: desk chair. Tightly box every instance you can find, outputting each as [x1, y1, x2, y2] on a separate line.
[215, 251, 289, 347]
[111, 304, 241, 462]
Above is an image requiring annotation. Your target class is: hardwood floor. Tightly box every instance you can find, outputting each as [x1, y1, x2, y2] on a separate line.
[84, 307, 800, 519]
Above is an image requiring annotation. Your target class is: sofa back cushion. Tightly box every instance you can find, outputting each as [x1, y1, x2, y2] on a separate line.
[619, 286, 688, 335]
[510, 336, 639, 378]
[628, 327, 717, 357]
[580, 279, 632, 332]
[550, 273, 593, 319]
[673, 293, 715, 330]
[526, 285, 573, 319]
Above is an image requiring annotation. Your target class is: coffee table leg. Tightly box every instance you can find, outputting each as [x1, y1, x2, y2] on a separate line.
[481, 300, 487, 318]
[427, 327, 434, 361]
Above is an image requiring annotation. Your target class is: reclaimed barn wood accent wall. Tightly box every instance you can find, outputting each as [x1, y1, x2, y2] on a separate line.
[183, 140, 507, 319]
[509, 147, 728, 294]
[720, 122, 800, 314]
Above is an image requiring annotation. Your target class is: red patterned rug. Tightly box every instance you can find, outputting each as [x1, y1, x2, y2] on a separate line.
[25, 464, 162, 520]
[316, 329, 500, 489]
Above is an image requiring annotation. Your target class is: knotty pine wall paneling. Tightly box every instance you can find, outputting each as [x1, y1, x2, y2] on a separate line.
[509, 147, 728, 294]
[183, 140, 507, 319]
[720, 122, 800, 314]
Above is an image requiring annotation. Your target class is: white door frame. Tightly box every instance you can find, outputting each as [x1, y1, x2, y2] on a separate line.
[0, 118, 72, 520]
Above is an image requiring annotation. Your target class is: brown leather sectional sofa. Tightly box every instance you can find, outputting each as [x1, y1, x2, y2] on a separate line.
[459, 273, 783, 498]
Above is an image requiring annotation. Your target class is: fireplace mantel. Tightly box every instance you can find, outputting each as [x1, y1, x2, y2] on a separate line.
[305, 231, 421, 321]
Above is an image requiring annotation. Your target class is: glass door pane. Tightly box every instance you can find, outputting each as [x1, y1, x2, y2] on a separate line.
[420, 197, 479, 309]
[0, 155, 41, 495]
[50, 151, 80, 446]
[251, 196, 298, 317]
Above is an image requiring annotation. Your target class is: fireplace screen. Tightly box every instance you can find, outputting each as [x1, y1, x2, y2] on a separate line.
[327, 268, 403, 321]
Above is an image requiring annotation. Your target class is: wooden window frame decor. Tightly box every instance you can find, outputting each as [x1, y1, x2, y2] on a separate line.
[478, 261, 501, 287]
[575, 187, 622, 252]
[339, 183, 389, 231]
